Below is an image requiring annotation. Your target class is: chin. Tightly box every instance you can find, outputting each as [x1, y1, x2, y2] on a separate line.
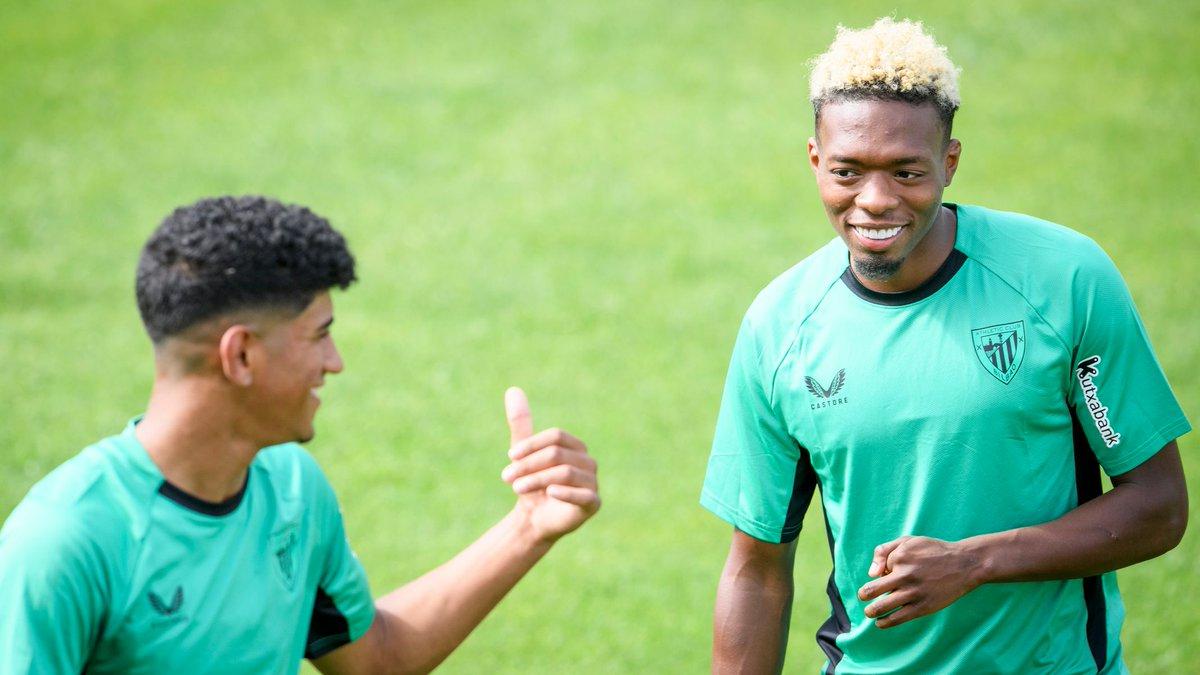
[851, 254, 905, 281]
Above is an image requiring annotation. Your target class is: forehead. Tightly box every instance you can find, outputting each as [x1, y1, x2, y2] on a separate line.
[262, 292, 333, 340]
[292, 292, 333, 328]
[816, 99, 945, 161]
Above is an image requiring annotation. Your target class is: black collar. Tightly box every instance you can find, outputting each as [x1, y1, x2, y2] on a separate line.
[841, 247, 967, 306]
[158, 475, 249, 517]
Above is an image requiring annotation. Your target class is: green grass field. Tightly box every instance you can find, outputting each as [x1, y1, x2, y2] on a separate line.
[2, 0, 1197, 671]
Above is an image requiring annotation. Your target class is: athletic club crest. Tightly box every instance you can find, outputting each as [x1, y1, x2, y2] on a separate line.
[270, 523, 299, 591]
[971, 321, 1026, 384]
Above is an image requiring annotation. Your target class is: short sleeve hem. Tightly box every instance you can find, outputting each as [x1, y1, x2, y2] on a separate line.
[1100, 417, 1191, 476]
[700, 491, 784, 544]
[348, 600, 376, 642]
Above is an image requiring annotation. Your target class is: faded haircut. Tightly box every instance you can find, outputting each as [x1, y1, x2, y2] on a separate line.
[136, 196, 357, 343]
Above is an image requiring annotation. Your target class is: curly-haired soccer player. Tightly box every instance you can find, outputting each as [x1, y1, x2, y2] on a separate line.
[0, 196, 600, 674]
[701, 18, 1189, 674]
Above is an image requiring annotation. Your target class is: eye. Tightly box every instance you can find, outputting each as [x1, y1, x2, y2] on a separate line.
[831, 168, 857, 178]
[895, 170, 922, 180]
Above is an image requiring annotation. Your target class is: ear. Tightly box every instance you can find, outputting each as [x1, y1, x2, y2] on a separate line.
[943, 138, 962, 186]
[807, 137, 821, 174]
[218, 325, 255, 387]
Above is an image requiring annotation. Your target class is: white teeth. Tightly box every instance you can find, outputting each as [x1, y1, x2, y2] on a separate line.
[854, 226, 902, 240]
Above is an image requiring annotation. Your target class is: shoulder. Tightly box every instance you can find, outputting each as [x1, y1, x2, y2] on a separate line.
[741, 237, 848, 362]
[955, 205, 1127, 341]
[1, 499, 97, 569]
[253, 442, 338, 502]
[255, 441, 323, 472]
[956, 204, 1119, 285]
[0, 482, 123, 593]
[7, 436, 146, 554]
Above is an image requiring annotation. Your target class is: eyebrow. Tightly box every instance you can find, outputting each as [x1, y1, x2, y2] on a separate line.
[829, 155, 929, 166]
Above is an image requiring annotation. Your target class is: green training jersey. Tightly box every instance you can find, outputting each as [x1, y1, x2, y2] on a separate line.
[701, 204, 1190, 674]
[0, 419, 375, 674]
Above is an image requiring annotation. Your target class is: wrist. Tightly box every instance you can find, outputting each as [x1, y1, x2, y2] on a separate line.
[505, 506, 556, 556]
[958, 535, 999, 588]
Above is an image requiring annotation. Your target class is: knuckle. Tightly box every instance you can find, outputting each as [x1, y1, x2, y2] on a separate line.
[549, 427, 564, 443]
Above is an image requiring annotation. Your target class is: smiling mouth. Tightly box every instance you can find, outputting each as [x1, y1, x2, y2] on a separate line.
[850, 224, 904, 241]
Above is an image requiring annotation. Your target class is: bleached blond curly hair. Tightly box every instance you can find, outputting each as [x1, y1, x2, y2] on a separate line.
[810, 18, 960, 132]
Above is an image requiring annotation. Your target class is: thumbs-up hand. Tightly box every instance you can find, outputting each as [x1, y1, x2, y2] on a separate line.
[500, 387, 600, 544]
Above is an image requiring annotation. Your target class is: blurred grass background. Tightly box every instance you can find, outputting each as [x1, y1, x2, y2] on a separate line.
[2, 0, 1197, 671]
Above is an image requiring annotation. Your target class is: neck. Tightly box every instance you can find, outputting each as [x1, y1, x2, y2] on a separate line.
[135, 376, 261, 503]
[856, 204, 957, 294]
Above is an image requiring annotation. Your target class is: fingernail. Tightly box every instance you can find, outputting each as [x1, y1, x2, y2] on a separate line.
[513, 479, 529, 493]
[501, 466, 514, 481]
[508, 445, 520, 459]
[869, 563, 879, 576]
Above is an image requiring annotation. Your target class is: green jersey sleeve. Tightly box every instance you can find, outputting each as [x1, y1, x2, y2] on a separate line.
[701, 316, 813, 544]
[0, 503, 108, 674]
[305, 470, 376, 659]
[1067, 247, 1191, 475]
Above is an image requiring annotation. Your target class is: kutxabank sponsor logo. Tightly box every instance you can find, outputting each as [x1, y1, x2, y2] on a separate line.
[971, 321, 1026, 384]
[1076, 355, 1121, 448]
[805, 369, 847, 410]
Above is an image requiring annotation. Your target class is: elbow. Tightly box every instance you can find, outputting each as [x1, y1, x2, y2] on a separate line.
[1160, 500, 1188, 553]
[1144, 490, 1189, 556]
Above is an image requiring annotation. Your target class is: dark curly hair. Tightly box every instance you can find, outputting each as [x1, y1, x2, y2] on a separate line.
[136, 196, 357, 343]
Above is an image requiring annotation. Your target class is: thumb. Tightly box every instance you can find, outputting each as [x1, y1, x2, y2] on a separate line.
[505, 386, 533, 446]
[868, 537, 907, 577]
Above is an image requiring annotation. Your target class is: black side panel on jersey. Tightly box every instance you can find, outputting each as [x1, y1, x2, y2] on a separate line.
[815, 485, 849, 675]
[781, 444, 819, 542]
[306, 588, 352, 660]
[1071, 410, 1108, 672]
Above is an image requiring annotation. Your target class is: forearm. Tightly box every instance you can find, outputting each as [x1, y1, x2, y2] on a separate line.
[373, 509, 552, 673]
[964, 472, 1187, 584]
[713, 553, 793, 674]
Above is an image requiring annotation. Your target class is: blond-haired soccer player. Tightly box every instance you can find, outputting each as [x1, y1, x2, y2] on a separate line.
[701, 18, 1189, 673]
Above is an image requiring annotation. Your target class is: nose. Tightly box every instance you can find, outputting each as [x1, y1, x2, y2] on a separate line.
[325, 340, 345, 375]
[854, 173, 901, 215]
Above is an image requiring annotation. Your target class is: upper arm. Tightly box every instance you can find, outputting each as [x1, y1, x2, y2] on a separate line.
[0, 505, 107, 673]
[1067, 247, 1191, 475]
[303, 459, 377, 667]
[311, 611, 388, 675]
[1110, 441, 1188, 540]
[702, 317, 815, 544]
[723, 528, 798, 583]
